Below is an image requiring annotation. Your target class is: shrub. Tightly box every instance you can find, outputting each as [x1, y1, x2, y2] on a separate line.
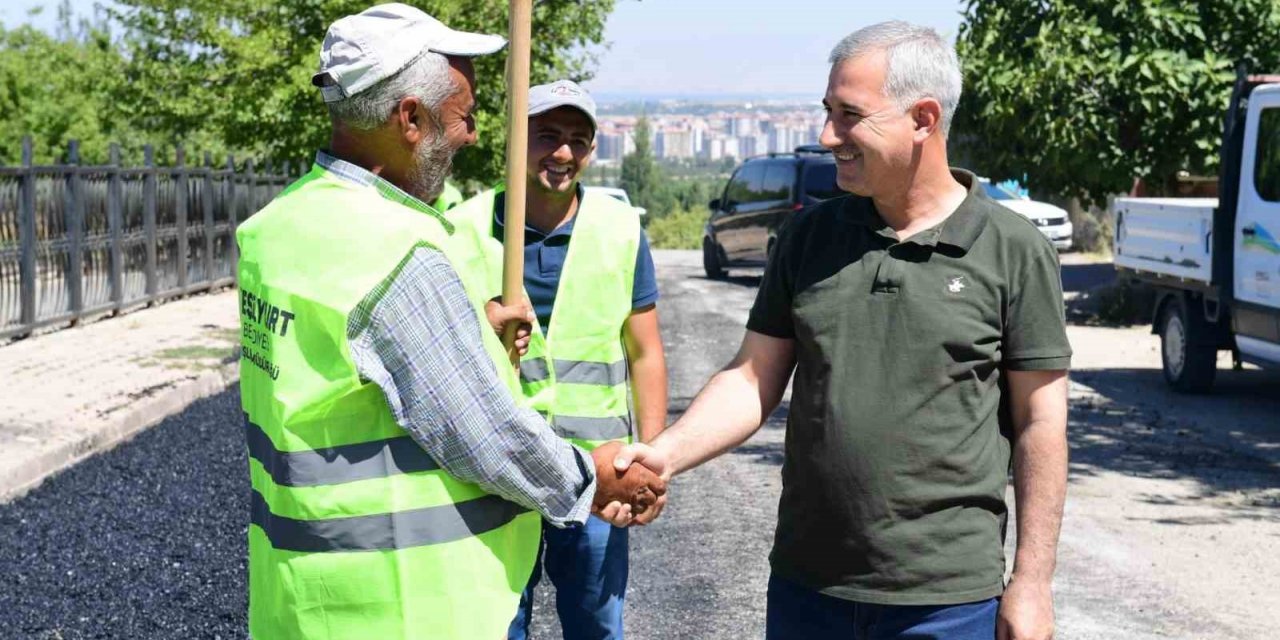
[646, 207, 705, 250]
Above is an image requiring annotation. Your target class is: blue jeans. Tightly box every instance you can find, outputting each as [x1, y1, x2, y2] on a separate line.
[766, 575, 999, 640]
[507, 515, 629, 640]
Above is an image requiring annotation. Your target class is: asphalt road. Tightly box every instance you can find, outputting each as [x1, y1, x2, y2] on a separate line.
[0, 391, 247, 639]
[2, 250, 1277, 639]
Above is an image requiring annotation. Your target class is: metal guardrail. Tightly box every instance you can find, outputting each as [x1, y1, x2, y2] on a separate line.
[0, 137, 298, 340]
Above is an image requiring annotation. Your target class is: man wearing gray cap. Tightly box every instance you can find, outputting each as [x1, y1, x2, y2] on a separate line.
[449, 79, 666, 640]
[236, 6, 665, 639]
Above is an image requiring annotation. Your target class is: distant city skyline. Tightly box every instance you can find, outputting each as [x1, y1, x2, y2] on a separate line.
[593, 106, 827, 164]
[2, 0, 966, 98]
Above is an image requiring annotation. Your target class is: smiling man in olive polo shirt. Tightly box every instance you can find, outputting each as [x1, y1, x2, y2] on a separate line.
[615, 20, 1071, 640]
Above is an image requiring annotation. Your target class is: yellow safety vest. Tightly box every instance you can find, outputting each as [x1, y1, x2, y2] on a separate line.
[448, 187, 640, 451]
[237, 167, 539, 640]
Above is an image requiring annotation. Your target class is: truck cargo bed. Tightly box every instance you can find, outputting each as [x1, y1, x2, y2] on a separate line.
[1114, 197, 1218, 283]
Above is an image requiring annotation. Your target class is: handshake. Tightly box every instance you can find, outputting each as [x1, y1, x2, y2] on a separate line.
[588, 441, 668, 528]
[485, 299, 671, 527]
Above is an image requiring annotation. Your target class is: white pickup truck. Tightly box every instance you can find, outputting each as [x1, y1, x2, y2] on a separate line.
[1114, 73, 1280, 392]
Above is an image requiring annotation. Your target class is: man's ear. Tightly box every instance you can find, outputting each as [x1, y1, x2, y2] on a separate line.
[911, 98, 943, 143]
[579, 138, 597, 173]
[394, 96, 427, 145]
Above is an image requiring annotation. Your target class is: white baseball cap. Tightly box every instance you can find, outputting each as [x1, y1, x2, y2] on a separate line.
[312, 3, 506, 103]
[528, 80, 598, 131]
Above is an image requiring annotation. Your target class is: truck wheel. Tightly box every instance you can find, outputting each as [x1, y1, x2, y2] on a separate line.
[1160, 297, 1217, 393]
[703, 238, 726, 280]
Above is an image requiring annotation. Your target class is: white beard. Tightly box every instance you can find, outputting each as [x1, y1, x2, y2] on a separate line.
[407, 131, 453, 203]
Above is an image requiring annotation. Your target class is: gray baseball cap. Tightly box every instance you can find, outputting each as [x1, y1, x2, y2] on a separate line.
[528, 80, 598, 131]
[312, 3, 506, 103]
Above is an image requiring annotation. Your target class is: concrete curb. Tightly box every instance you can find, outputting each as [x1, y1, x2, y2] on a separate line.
[0, 362, 240, 504]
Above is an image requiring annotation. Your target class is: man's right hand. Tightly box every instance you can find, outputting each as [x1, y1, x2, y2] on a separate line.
[590, 441, 667, 527]
[484, 297, 533, 356]
[594, 442, 671, 526]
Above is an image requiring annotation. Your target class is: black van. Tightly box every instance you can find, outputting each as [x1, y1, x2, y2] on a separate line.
[702, 145, 843, 278]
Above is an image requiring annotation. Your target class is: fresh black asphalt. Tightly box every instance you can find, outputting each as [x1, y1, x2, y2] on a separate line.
[0, 391, 248, 639]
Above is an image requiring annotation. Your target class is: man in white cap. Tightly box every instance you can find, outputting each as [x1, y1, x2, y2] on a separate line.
[448, 79, 667, 640]
[236, 6, 666, 639]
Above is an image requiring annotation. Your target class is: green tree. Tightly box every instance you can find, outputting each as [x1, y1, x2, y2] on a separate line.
[0, 10, 142, 164]
[620, 116, 659, 212]
[671, 177, 717, 211]
[108, 0, 616, 181]
[955, 0, 1280, 202]
[619, 115, 679, 219]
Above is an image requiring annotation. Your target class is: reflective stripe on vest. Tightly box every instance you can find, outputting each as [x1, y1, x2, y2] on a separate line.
[553, 415, 632, 441]
[238, 168, 538, 640]
[246, 414, 439, 487]
[519, 359, 551, 382]
[250, 490, 527, 552]
[520, 359, 627, 385]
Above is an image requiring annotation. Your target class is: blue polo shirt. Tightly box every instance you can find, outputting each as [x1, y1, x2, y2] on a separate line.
[493, 190, 659, 333]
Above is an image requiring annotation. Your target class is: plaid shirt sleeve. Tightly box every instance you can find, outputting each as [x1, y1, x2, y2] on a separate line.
[347, 246, 596, 528]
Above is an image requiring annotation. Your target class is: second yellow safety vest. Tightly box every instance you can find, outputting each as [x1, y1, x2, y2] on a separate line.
[448, 187, 641, 451]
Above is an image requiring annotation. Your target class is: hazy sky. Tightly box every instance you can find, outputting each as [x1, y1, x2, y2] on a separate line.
[586, 0, 965, 97]
[2, 0, 967, 97]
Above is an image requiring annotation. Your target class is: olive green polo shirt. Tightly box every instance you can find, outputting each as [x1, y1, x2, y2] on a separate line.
[748, 169, 1071, 606]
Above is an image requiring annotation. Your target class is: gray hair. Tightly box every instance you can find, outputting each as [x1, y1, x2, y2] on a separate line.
[828, 21, 962, 137]
[327, 51, 456, 130]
